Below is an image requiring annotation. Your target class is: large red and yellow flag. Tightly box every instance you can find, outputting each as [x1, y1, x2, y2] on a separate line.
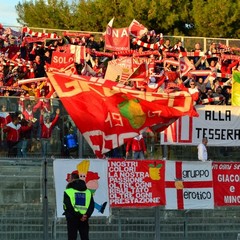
[232, 70, 240, 106]
[47, 72, 197, 157]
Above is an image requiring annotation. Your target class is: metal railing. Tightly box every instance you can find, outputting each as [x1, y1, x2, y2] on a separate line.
[3, 25, 240, 52]
[1, 158, 240, 240]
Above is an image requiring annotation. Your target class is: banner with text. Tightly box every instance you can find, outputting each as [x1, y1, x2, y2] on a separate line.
[161, 105, 240, 146]
[165, 161, 214, 209]
[53, 159, 109, 218]
[213, 162, 240, 206]
[108, 159, 165, 207]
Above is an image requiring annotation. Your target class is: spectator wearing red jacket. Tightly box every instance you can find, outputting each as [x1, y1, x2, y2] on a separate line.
[0, 104, 11, 127]
[126, 134, 147, 160]
[3, 114, 32, 157]
[0, 104, 12, 148]
[40, 108, 60, 157]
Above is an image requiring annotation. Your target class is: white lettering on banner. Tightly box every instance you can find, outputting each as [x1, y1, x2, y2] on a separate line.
[233, 164, 240, 170]
[148, 110, 162, 117]
[106, 27, 128, 37]
[108, 161, 160, 205]
[219, 164, 232, 170]
[83, 131, 137, 153]
[52, 56, 74, 64]
[217, 174, 240, 182]
[224, 196, 240, 203]
[105, 112, 123, 127]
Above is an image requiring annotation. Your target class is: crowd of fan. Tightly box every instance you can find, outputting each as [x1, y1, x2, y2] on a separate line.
[0, 25, 239, 157]
[0, 27, 236, 107]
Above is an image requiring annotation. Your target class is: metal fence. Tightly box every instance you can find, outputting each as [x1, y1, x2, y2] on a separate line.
[1, 96, 240, 161]
[1, 158, 240, 240]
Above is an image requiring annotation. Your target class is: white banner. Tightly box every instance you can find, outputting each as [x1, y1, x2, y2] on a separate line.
[165, 161, 214, 209]
[161, 105, 240, 146]
[53, 159, 109, 218]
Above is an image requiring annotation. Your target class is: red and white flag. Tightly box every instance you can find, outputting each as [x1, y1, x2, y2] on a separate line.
[165, 161, 214, 209]
[179, 57, 195, 77]
[22, 26, 58, 39]
[129, 19, 148, 37]
[69, 45, 86, 64]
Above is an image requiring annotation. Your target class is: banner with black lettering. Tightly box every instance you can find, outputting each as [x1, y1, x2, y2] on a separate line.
[53, 159, 109, 218]
[161, 105, 240, 146]
[213, 162, 240, 206]
[165, 161, 214, 209]
[108, 159, 165, 207]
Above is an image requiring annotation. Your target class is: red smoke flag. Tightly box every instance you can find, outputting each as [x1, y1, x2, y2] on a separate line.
[129, 19, 148, 37]
[47, 72, 196, 157]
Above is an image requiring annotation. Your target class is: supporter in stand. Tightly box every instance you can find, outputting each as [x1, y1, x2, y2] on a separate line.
[21, 81, 45, 97]
[0, 104, 12, 147]
[220, 58, 238, 76]
[196, 77, 208, 96]
[126, 134, 147, 160]
[0, 64, 4, 85]
[187, 80, 200, 105]
[161, 39, 173, 52]
[206, 58, 220, 74]
[19, 41, 28, 60]
[86, 34, 104, 51]
[17, 113, 33, 157]
[222, 86, 232, 105]
[206, 42, 220, 55]
[1, 91, 12, 110]
[172, 41, 186, 53]
[57, 35, 65, 46]
[3, 65, 18, 86]
[178, 78, 200, 105]
[201, 88, 215, 105]
[3, 113, 32, 157]
[212, 86, 225, 105]
[32, 55, 46, 78]
[22, 103, 35, 122]
[40, 108, 60, 157]
[191, 42, 202, 64]
[44, 50, 51, 65]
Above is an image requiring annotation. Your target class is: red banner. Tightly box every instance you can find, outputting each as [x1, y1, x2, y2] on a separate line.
[213, 162, 240, 206]
[47, 72, 196, 157]
[50, 51, 74, 69]
[105, 27, 130, 51]
[108, 159, 165, 207]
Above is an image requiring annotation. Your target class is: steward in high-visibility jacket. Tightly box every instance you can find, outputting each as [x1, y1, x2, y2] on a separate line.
[63, 178, 94, 240]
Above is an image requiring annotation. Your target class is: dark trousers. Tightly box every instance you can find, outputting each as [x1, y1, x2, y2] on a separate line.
[66, 217, 89, 240]
[7, 141, 18, 157]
